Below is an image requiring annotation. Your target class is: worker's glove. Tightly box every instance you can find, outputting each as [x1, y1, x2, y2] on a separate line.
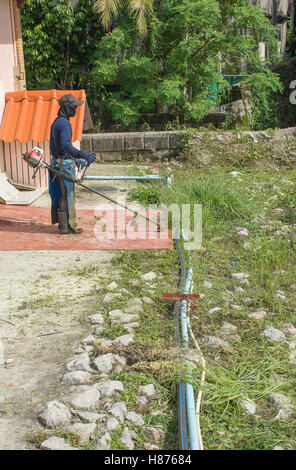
[76, 159, 87, 171]
[84, 153, 96, 165]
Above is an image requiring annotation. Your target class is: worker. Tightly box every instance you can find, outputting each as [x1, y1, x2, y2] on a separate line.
[49, 94, 96, 234]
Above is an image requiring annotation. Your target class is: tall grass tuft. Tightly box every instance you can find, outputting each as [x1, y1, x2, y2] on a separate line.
[129, 173, 251, 233]
[161, 173, 250, 231]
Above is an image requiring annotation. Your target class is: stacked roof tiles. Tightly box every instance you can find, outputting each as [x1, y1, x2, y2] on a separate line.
[0, 89, 86, 143]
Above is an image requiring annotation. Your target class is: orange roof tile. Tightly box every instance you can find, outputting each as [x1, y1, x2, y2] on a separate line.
[0, 89, 86, 143]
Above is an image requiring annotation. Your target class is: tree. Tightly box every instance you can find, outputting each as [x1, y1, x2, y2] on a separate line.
[91, 0, 282, 127]
[94, 0, 154, 35]
[21, 0, 103, 89]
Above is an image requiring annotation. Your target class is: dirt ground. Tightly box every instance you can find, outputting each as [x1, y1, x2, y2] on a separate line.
[0, 162, 162, 450]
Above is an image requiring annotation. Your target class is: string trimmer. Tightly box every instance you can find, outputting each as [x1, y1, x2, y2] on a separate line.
[23, 148, 161, 231]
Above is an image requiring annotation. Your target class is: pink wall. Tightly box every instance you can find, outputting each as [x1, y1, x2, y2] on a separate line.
[0, 0, 17, 123]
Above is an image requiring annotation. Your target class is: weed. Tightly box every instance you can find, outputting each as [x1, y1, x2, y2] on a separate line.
[18, 295, 55, 310]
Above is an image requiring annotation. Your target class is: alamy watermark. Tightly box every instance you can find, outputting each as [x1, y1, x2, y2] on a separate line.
[93, 196, 202, 250]
[289, 80, 296, 104]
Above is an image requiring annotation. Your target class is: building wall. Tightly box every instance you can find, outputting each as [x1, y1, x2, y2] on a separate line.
[0, 0, 17, 123]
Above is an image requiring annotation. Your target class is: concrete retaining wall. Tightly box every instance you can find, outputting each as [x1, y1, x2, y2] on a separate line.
[81, 131, 183, 161]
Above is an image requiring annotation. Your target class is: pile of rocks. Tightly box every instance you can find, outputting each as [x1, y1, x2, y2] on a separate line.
[36, 280, 165, 451]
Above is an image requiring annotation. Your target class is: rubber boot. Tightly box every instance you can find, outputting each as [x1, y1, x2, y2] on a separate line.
[58, 210, 71, 234]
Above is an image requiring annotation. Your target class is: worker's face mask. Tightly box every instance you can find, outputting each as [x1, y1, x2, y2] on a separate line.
[59, 103, 77, 119]
[67, 103, 77, 117]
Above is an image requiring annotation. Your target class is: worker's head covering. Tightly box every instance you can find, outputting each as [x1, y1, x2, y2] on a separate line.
[58, 94, 84, 120]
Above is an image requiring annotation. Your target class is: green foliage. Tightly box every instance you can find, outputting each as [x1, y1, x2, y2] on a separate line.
[279, 187, 296, 223]
[21, 0, 103, 89]
[21, 0, 282, 129]
[129, 184, 161, 205]
[94, 0, 154, 35]
[89, 0, 281, 126]
[243, 71, 283, 130]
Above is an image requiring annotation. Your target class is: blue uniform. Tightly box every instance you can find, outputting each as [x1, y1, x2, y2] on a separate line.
[49, 116, 92, 231]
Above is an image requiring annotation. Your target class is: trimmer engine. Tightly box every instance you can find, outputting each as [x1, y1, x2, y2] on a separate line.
[23, 147, 46, 178]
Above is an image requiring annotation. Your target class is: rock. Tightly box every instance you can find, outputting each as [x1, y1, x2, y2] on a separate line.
[289, 341, 296, 350]
[103, 293, 121, 304]
[111, 314, 139, 325]
[275, 292, 286, 301]
[108, 309, 125, 318]
[248, 311, 267, 320]
[96, 338, 113, 348]
[144, 443, 159, 450]
[85, 313, 104, 324]
[0, 340, 4, 366]
[289, 351, 296, 365]
[261, 326, 285, 342]
[282, 323, 296, 338]
[38, 401, 72, 428]
[242, 297, 253, 305]
[236, 228, 249, 236]
[230, 304, 241, 310]
[268, 393, 294, 420]
[40, 437, 77, 450]
[220, 322, 237, 334]
[200, 335, 229, 349]
[70, 384, 101, 410]
[138, 384, 156, 398]
[68, 422, 96, 444]
[75, 411, 107, 423]
[106, 417, 120, 431]
[145, 427, 164, 444]
[94, 353, 126, 374]
[97, 380, 124, 397]
[234, 286, 244, 293]
[243, 242, 251, 249]
[142, 297, 154, 305]
[229, 171, 242, 177]
[96, 432, 111, 450]
[209, 307, 222, 314]
[119, 288, 130, 294]
[273, 446, 284, 450]
[124, 322, 140, 331]
[240, 279, 250, 286]
[231, 273, 249, 280]
[202, 281, 213, 289]
[120, 427, 135, 450]
[240, 398, 256, 415]
[112, 334, 134, 347]
[94, 353, 116, 374]
[80, 335, 97, 346]
[141, 272, 157, 282]
[61, 371, 92, 385]
[138, 396, 148, 405]
[109, 402, 127, 423]
[126, 411, 144, 426]
[107, 281, 117, 291]
[225, 334, 241, 342]
[261, 131, 271, 139]
[66, 352, 92, 372]
[93, 326, 104, 336]
[124, 298, 143, 314]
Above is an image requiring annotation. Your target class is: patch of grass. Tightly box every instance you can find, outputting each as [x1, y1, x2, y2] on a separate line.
[279, 187, 296, 223]
[18, 294, 55, 311]
[129, 184, 161, 205]
[68, 263, 100, 277]
[26, 430, 51, 448]
[101, 325, 127, 339]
